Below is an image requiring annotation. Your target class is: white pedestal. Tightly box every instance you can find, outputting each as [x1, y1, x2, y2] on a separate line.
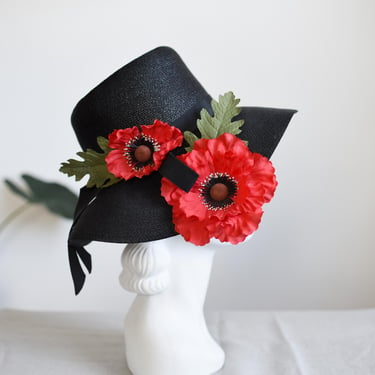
[119, 236, 225, 375]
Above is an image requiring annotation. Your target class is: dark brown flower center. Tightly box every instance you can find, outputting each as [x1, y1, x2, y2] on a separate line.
[134, 145, 152, 163]
[199, 172, 238, 211]
[209, 183, 229, 201]
[124, 134, 160, 170]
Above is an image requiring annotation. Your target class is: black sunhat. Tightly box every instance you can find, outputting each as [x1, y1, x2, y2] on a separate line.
[65, 46, 296, 294]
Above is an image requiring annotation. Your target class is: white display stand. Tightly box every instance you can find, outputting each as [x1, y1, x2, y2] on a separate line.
[119, 235, 226, 375]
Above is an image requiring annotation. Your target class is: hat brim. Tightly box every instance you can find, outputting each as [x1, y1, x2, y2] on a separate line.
[69, 106, 296, 245]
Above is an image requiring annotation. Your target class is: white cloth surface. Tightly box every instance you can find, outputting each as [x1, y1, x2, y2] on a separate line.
[0, 309, 374, 375]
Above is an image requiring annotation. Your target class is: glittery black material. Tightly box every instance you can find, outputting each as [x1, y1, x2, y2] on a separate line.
[71, 47, 212, 153]
[66, 46, 296, 294]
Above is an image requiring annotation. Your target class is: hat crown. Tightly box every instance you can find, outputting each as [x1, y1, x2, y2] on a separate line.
[71, 47, 211, 152]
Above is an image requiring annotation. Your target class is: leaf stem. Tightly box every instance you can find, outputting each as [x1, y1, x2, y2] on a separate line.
[0, 202, 32, 234]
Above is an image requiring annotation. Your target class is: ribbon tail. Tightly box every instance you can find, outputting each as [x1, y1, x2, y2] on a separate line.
[68, 241, 92, 295]
[76, 245, 92, 273]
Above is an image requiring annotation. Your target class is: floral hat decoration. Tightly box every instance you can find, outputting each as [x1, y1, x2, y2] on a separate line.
[60, 47, 296, 294]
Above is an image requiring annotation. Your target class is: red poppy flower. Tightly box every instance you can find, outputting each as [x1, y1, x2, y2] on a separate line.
[105, 120, 183, 180]
[161, 133, 277, 246]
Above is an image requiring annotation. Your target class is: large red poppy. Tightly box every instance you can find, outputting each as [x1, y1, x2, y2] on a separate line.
[105, 120, 183, 180]
[161, 133, 277, 246]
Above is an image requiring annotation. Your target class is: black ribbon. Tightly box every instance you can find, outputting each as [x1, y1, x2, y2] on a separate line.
[68, 240, 92, 295]
[159, 153, 198, 192]
[68, 187, 100, 295]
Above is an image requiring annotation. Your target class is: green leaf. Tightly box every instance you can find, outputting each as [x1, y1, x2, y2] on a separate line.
[4, 179, 33, 201]
[97, 136, 111, 153]
[196, 92, 245, 139]
[59, 136, 120, 188]
[184, 131, 199, 152]
[197, 109, 216, 139]
[4, 175, 79, 219]
[222, 119, 245, 136]
[21, 175, 78, 219]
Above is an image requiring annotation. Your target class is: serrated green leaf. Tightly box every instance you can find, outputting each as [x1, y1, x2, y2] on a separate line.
[97, 136, 111, 153]
[60, 137, 120, 188]
[195, 92, 245, 141]
[219, 119, 245, 136]
[197, 109, 217, 139]
[4, 179, 33, 202]
[184, 131, 199, 152]
[182, 92, 246, 150]
[20, 174, 78, 219]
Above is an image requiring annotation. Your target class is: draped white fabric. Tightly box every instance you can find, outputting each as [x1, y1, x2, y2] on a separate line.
[1, 309, 374, 375]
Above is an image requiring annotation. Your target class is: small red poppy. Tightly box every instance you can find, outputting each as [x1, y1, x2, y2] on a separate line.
[105, 120, 183, 180]
[161, 133, 277, 246]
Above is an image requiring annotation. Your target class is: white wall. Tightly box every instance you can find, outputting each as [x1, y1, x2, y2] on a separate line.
[0, 0, 374, 312]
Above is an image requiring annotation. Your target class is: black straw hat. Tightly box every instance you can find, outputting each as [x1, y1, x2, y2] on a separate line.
[64, 46, 296, 294]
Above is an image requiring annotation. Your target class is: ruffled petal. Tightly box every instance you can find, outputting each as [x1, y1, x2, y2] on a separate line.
[175, 189, 207, 219]
[105, 150, 134, 180]
[105, 120, 183, 180]
[160, 132, 277, 246]
[142, 120, 183, 155]
[249, 153, 278, 202]
[174, 216, 211, 246]
[107, 127, 139, 149]
[213, 209, 263, 244]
